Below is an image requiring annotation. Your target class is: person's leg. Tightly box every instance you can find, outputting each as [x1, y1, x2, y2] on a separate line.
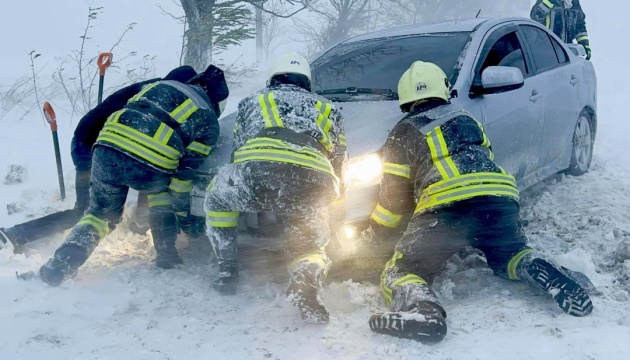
[279, 208, 332, 323]
[369, 211, 469, 343]
[471, 197, 594, 317]
[204, 164, 264, 294]
[147, 191, 181, 269]
[39, 148, 129, 286]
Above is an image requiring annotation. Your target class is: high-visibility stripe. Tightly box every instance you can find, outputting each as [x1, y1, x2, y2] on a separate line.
[77, 214, 109, 240]
[233, 149, 334, 176]
[316, 101, 334, 151]
[391, 274, 427, 288]
[170, 99, 198, 124]
[370, 204, 402, 228]
[381, 252, 403, 306]
[339, 134, 347, 146]
[102, 122, 180, 159]
[148, 192, 172, 207]
[155, 123, 174, 144]
[129, 83, 160, 103]
[107, 110, 125, 123]
[186, 141, 212, 156]
[424, 172, 517, 197]
[97, 133, 179, 170]
[427, 128, 460, 179]
[169, 178, 193, 193]
[207, 211, 240, 228]
[576, 34, 589, 43]
[545, 14, 551, 28]
[542, 0, 554, 9]
[258, 93, 284, 128]
[239, 137, 324, 158]
[415, 184, 520, 214]
[289, 253, 328, 273]
[507, 248, 536, 280]
[382, 162, 411, 179]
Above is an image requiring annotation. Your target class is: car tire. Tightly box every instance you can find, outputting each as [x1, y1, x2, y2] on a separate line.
[565, 111, 594, 176]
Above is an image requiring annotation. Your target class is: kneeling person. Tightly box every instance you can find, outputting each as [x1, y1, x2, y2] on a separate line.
[363, 61, 593, 343]
[39, 65, 229, 286]
[205, 53, 348, 323]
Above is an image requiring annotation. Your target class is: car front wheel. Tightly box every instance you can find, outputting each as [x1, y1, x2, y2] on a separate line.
[565, 112, 594, 176]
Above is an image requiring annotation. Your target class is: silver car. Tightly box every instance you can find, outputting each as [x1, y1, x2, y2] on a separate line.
[191, 17, 597, 243]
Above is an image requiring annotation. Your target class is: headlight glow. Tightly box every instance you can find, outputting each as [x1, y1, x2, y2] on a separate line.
[344, 225, 356, 239]
[347, 153, 382, 187]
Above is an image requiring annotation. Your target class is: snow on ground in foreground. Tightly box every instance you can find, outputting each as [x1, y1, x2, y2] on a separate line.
[2, 88, 630, 359]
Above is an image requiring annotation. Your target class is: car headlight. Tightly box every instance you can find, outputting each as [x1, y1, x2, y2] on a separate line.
[347, 153, 382, 187]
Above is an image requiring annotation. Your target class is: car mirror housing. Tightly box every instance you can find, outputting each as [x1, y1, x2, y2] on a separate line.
[480, 66, 524, 94]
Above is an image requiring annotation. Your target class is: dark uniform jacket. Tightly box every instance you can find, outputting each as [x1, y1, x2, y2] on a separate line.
[367, 102, 519, 239]
[531, 0, 589, 45]
[233, 84, 348, 196]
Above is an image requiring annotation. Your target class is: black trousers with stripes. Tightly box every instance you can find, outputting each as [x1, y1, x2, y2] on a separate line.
[390, 196, 530, 285]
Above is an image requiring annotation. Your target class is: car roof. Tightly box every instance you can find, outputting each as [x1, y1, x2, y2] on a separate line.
[343, 17, 526, 43]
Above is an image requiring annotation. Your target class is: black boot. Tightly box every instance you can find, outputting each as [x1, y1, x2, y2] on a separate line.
[150, 212, 182, 269]
[369, 301, 448, 344]
[212, 260, 239, 295]
[287, 270, 329, 324]
[39, 244, 89, 286]
[519, 257, 593, 317]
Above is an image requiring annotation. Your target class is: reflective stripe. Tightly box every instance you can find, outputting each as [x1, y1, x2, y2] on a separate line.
[186, 141, 212, 156]
[426, 128, 460, 179]
[392, 274, 427, 288]
[289, 253, 328, 273]
[207, 211, 240, 228]
[424, 172, 517, 197]
[97, 133, 180, 170]
[101, 122, 180, 159]
[507, 248, 536, 280]
[542, 0, 554, 9]
[316, 101, 334, 151]
[339, 134, 347, 146]
[128, 83, 160, 103]
[383, 162, 411, 179]
[155, 123, 174, 144]
[545, 14, 551, 28]
[170, 99, 198, 124]
[258, 93, 284, 128]
[148, 192, 172, 207]
[77, 214, 109, 240]
[370, 204, 402, 228]
[576, 33, 589, 43]
[415, 184, 520, 214]
[381, 252, 403, 306]
[108, 110, 125, 123]
[233, 149, 334, 176]
[169, 178, 193, 193]
[239, 137, 324, 158]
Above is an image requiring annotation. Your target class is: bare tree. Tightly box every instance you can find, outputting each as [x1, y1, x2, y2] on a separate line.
[261, 0, 287, 61]
[293, 0, 370, 53]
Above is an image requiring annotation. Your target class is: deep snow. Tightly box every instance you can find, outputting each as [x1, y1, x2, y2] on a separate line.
[2, 1, 630, 359]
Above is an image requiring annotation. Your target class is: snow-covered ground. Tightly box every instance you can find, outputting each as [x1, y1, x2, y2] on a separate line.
[2, 1, 630, 359]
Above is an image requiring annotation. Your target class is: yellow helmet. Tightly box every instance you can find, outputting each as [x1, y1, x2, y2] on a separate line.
[397, 61, 450, 111]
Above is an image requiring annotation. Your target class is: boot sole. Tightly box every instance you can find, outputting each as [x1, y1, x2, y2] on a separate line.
[369, 312, 447, 343]
[527, 259, 593, 317]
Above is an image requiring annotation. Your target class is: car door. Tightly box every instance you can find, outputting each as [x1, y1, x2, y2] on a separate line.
[519, 24, 580, 172]
[469, 26, 544, 182]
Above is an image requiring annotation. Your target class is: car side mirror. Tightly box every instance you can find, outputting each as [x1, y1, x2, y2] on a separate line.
[480, 66, 524, 94]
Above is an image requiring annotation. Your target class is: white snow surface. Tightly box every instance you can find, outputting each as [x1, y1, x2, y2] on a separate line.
[2, 1, 630, 359]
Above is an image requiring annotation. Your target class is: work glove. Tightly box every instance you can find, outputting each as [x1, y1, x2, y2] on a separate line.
[579, 40, 592, 60]
[177, 214, 206, 239]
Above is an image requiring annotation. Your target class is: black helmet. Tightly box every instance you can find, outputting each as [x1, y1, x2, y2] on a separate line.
[163, 65, 198, 83]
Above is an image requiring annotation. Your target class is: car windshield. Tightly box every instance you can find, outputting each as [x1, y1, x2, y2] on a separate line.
[311, 32, 471, 100]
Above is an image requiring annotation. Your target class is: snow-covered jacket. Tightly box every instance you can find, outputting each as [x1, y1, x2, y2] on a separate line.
[531, 0, 589, 45]
[232, 84, 348, 195]
[367, 102, 519, 236]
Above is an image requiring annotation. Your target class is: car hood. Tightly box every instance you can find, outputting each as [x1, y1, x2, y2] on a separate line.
[197, 100, 403, 176]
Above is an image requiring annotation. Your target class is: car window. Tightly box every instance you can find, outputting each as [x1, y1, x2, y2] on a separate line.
[311, 33, 471, 93]
[551, 37, 569, 64]
[520, 25, 561, 71]
[479, 32, 529, 76]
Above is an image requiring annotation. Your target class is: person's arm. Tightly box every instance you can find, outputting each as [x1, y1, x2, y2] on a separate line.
[362, 123, 416, 246]
[73, 78, 159, 146]
[530, 0, 553, 27]
[170, 108, 220, 238]
[573, 0, 591, 59]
